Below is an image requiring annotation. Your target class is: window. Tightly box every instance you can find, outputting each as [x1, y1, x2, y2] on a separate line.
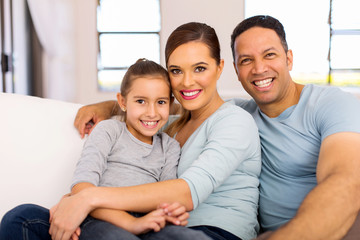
[329, 0, 360, 85]
[245, 0, 360, 86]
[97, 0, 161, 91]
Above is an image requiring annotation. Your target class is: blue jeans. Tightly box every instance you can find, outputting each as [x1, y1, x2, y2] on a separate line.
[0, 204, 216, 240]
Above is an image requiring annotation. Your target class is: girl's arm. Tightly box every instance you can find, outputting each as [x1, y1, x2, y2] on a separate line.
[49, 179, 192, 240]
[71, 183, 180, 235]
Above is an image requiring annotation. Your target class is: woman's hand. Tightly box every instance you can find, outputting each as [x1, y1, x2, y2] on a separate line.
[159, 202, 189, 226]
[50, 194, 82, 240]
[74, 100, 119, 138]
[49, 193, 91, 240]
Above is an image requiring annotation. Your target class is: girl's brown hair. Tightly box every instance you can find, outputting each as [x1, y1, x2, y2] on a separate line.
[164, 22, 221, 137]
[121, 58, 170, 97]
[119, 58, 170, 121]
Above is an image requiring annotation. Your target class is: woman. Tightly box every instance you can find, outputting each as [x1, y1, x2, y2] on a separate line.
[1, 22, 261, 240]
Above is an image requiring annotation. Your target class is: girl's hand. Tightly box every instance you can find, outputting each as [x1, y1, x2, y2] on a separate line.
[129, 209, 166, 235]
[159, 202, 189, 226]
[70, 228, 81, 240]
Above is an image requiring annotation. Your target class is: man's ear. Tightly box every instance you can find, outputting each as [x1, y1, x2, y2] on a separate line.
[233, 61, 239, 76]
[286, 49, 294, 71]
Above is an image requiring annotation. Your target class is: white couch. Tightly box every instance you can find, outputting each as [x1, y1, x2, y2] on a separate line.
[1, 93, 359, 239]
[0, 93, 85, 220]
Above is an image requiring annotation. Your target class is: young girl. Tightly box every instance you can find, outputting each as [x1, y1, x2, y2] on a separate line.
[67, 58, 185, 238]
[0, 59, 209, 240]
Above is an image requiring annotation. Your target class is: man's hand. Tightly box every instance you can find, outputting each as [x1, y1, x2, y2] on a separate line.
[159, 202, 189, 226]
[74, 101, 118, 138]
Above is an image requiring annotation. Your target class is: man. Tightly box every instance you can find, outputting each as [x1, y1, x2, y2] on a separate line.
[230, 15, 360, 239]
[74, 16, 360, 239]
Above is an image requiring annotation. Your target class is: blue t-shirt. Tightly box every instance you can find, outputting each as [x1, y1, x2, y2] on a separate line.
[231, 84, 360, 231]
[179, 102, 262, 240]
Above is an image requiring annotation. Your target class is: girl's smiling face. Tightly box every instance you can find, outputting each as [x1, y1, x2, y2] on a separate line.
[117, 76, 171, 144]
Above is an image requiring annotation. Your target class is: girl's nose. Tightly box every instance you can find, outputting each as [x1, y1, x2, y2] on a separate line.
[146, 104, 157, 117]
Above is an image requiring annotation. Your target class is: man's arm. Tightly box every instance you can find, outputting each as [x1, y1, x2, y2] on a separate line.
[266, 132, 360, 240]
[74, 100, 119, 138]
[74, 101, 181, 138]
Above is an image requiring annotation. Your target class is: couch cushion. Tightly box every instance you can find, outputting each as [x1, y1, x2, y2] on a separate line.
[0, 93, 85, 219]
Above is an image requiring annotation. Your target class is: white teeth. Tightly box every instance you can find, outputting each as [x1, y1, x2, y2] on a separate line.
[254, 78, 273, 88]
[142, 121, 157, 126]
[182, 90, 200, 96]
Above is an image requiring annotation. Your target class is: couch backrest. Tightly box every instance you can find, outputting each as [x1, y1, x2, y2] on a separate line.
[0, 93, 85, 220]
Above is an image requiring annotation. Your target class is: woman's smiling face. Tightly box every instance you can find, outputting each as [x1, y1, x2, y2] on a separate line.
[167, 41, 223, 113]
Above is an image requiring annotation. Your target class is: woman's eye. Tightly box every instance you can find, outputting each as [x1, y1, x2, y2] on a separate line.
[170, 69, 181, 74]
[195, 66, 206, 72]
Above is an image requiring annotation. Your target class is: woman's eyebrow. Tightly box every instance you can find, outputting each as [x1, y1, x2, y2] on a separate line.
[168, 64, 180, 68]
[192, 61, 208, 67]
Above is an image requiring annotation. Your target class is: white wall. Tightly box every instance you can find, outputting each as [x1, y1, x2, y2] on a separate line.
[72, 0, 250, 105]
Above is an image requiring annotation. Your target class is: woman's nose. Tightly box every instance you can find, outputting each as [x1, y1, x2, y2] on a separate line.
[182, 72, 194, 87]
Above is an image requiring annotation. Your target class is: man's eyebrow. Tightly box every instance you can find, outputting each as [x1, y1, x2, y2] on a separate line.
[237, 47, 278, 60]
[263, 47, 277, 53]
[237, 54, 251, 60]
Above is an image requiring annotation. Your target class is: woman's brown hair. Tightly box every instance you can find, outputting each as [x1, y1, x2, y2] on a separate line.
[164, 22, 221, 137]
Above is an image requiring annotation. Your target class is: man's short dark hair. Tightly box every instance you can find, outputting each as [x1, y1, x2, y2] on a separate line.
[231, 15, 288, 61]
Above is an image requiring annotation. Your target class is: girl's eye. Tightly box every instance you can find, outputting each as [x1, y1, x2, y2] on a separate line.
[195, 66, 206, 72]
[170, 69, 181, 74]
[158, 100, 167, 105]
[136, 99, 145, 104]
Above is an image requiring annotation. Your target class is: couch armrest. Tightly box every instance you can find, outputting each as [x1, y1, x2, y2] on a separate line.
[0, 93, 85, 220]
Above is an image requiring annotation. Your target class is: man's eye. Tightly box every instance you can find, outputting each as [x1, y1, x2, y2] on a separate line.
[240, 58, 251, 65]
[195, 66, 206, 72]
[266, 52, 276, 58]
